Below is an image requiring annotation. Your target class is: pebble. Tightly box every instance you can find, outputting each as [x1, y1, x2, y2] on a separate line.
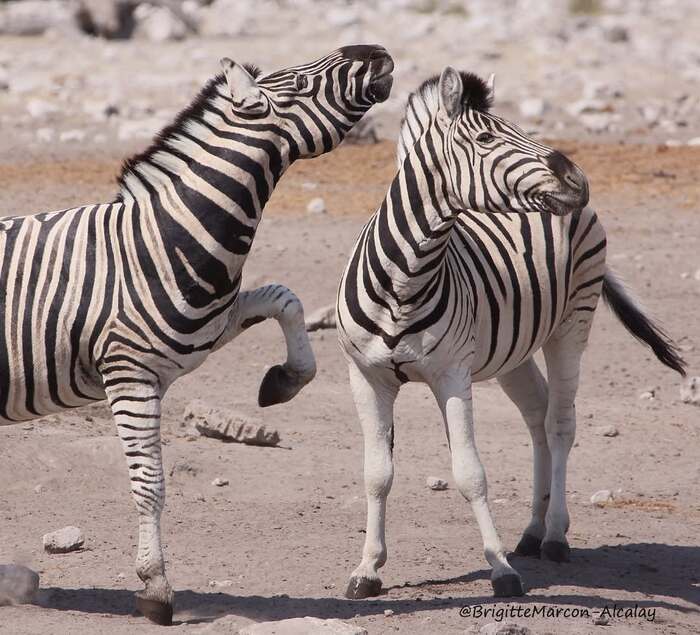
[134, 5, 189, 42]
[639, 390, 655, 400]
[480, 623, 532, 635]
[604, 25, 629, 43]
[185, 400, 280, 447]
[590, 490, 613, 506]
[42, 526, 84, 553]
[35, 126, 54, 142]
[519, 97, 547, 119]
[239, 617, 367, 635]
[687, 137, 700, 146]
[595, 425, 619, 437]
[0, 564, 40, 606]
[26, 98, 59, 119]
[208, 579, 234, 588]
[594, 615, 610, 626]
[426, 476, 448, 491]
[211, 477, 229, 487]
[383, 609, 394, 617]
[306, 197, 327, 216]
[679, 376, 699, 406]
[693, 268, 700, 281]
[59, 129, 86, 143]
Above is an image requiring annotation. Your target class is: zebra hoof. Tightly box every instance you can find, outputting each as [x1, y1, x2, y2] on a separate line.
[491, 573, 524, 598]
[136, 594, 173, 626]
[514, 533, 542, 557]
[345, 576, 382, 599]
[258, 365, 300, 407]
[541, 540, 571, 563]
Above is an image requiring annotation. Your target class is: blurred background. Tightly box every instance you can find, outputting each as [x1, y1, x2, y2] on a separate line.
[1, 0, 700, 155]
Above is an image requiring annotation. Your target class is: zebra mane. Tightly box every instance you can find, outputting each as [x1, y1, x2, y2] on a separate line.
[115, 63, 263, 200]
[396, 71, 492, 166]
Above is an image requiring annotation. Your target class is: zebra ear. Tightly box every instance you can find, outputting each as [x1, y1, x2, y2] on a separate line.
[486, 73, 496, 102]
[220, 57, 263, 111]
[438, 66, 463, 121]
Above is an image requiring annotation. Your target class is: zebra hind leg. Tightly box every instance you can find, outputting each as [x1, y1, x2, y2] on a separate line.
[105, 375, 173, 625]
[497, 358, 550, 558]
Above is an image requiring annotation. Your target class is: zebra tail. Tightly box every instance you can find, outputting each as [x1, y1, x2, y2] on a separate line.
[602, 268, 686, 376]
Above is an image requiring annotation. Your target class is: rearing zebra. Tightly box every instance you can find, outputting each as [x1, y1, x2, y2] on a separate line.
[337, 67, 685, 599]
[1, 45, 393, 624]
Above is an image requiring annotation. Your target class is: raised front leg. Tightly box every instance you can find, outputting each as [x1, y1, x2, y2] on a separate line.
[345, 362, 398, 599]
[214, 284, 317, 407]
[432, 369, 524, 597]
[497, 358, 550, 557]
[103, 372, 172, 625]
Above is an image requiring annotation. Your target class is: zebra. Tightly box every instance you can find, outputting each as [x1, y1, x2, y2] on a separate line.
[336, 67, 685, 600]
[1, 45, 394, 624]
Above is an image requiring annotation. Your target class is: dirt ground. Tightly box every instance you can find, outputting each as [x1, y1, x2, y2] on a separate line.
[0, 140, 699, 635]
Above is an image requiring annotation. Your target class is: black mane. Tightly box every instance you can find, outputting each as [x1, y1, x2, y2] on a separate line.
[115, 62, 262, 198]
[418, 70, 493, 112]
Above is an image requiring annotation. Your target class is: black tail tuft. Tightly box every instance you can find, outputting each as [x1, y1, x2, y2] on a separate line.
[602, 270, 686, 376]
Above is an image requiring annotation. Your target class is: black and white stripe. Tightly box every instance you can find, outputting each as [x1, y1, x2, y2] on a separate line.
[337, 67, 684, 602]
[1, 44, 393, 624]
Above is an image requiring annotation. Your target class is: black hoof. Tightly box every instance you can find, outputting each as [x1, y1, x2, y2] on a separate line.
[136, 594, 173, 626]
[345, 576, 382, 599]
[258, 365, 300, 407]
[514, 533, 542, 557]
[491, 573, 524, 598]
[541, 540, 571, 563]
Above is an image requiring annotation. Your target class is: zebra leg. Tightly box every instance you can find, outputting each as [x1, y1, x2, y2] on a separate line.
[432, 369, 524, 597]
[105, 377, 173, 625]
[215, 285, 316, 407]
[497, 358, 550, 557]
[345, 362, 398, 599]
[539, 334, 585, 563]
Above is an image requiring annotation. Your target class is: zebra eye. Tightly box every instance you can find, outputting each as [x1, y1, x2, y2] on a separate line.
[476, 132, 495, 144]
[295, 74, 308, 91]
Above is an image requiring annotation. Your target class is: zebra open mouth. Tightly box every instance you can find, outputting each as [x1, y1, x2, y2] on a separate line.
[542, 192, 586, 216]
[368, 53, 394, 103]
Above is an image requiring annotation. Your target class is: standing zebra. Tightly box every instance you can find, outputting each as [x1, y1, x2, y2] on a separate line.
[337, 67, 685, 599]
[1, 45, 393, 624]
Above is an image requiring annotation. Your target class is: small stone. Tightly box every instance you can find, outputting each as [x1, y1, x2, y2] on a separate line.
[0, 564, 40, 606]
[59, 130, 86, 143]
[687, 137, 700, 146]
[208, 579, 233, 588]
[33, 484, 43, 494]
[305, 304, 336, 332]
[480, 623, 532, 635]
[639, 390, 655, 400]
[590, 490, 613, 506]
[604, 25, 629, 43]
[680, 376, 700, 406]
[211, 477, 229, 487]
[567, 99, 611, 117]
[306, 197, 327, 215]
[239, 616, 367, 635]
[36, 127, 54, 143]
[594, 615, 610, 626]
[519, 97, 547, 119]
[185, 400, 280, 447]
[134, 5, 189, 42]
[693, 268, 700, 281]
[426, 476, 448, 491]
[595, 425, 619, 437]
[42, 526, 84, 553]
[383, 609, 394, 617]
[26, 99, 59, 119]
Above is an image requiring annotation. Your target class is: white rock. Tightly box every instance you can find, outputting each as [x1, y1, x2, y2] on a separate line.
[426, 476, 448, 491]
[36, 127, 55, 143]
[0, 0, 81, 36]
[639, 390, 655, 400]
[687, 137, 700, 146]
[211, 477, 229, 487]
[680, 376, 700, 406]
[239, 617, 367, 635]
[134, 5, 188, 42]
[325, 7, 360, 28]
[480, 623, 532, 635]
[305, 305, 336, 332]
[0, 564, 39, 606]
[83, 100, 119, 121]
[590, 490, 613, 506]
[185, 400, 280, 447]
[567, 99, 611, 117]
[693, 268, 700, 281]
[59, 129, 86, 143]
[595, 425, 619, 437]
[383, 609, 394, 617]
[0, 68, 8, 91]
[26, 99, 59, 119]
[519, 97, 547, 119]
[306, 197, 327, 216]
[208, 579, 234, 588]
[580, 113, 613, 133]
[43, 526, 84, 553]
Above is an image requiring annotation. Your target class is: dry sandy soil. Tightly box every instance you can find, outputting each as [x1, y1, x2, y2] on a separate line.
[0, 140, 699, 635]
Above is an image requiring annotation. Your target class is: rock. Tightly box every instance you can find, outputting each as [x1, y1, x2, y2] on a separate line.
[208, 579, 234, 588]
[239, 617, 367, 635]
[680, 376, 699, 406]
[567, 99, 612, 117]
[43, 526, 85, 553]
[77, 0, 136, 39]
[212, 477, 229, 487]
[185, 400, 280, 446]
[639, 390, 655, 400]
[693, 268, 700, 281]
[305, 305, 336, 332]
[0, 564, 40, 606]
[426, 476, 448, 491]
[197, 0, 255, 38]
[687, 137, 700, 146]
[59, 130, 86, 143]
[26, 99, 59, 119]
[595, 425, 619, 437]
[0, 0, 82, 36]
[325, 7, 360, 28]
[604, 25, 629, 43]
[36, 126, 55, 142]
[590, 490, 613, 506]
[480, 623, 532, 635]
[134, 4, 189, 42]
[0, 68, 8, 91]
[306, 197, 327, 216]
[519, 97, 547, 119]
[583, 81, 623, 101]
[594, 615, 610, 626]
[580, 113, 612, 133]
[83, 100, 120, 121]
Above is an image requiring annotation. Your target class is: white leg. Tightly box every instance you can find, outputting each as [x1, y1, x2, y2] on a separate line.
[214, 284, 317, 407]
[102, 370, 172, 625]
[345, 362, 398, 599]
[432, 368, 524, 597]
[540, 334, 585, 562]
[497, 357, 550, 557]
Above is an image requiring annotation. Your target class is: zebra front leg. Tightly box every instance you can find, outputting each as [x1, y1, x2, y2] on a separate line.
[497, 358, 550, 557]
[105, 375, 173, 625]
[539, 335, 585, 563]
[432, 369, 524, 597]
[216, 284, 317, 407]
[345, 362, 398, 599]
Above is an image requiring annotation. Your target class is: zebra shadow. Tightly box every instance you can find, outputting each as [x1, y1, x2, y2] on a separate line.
[35, 543, 700, 625]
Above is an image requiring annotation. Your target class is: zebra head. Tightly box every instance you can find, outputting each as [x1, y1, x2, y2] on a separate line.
[432, 67, 589, 216]
[220, 45, 394, 158]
